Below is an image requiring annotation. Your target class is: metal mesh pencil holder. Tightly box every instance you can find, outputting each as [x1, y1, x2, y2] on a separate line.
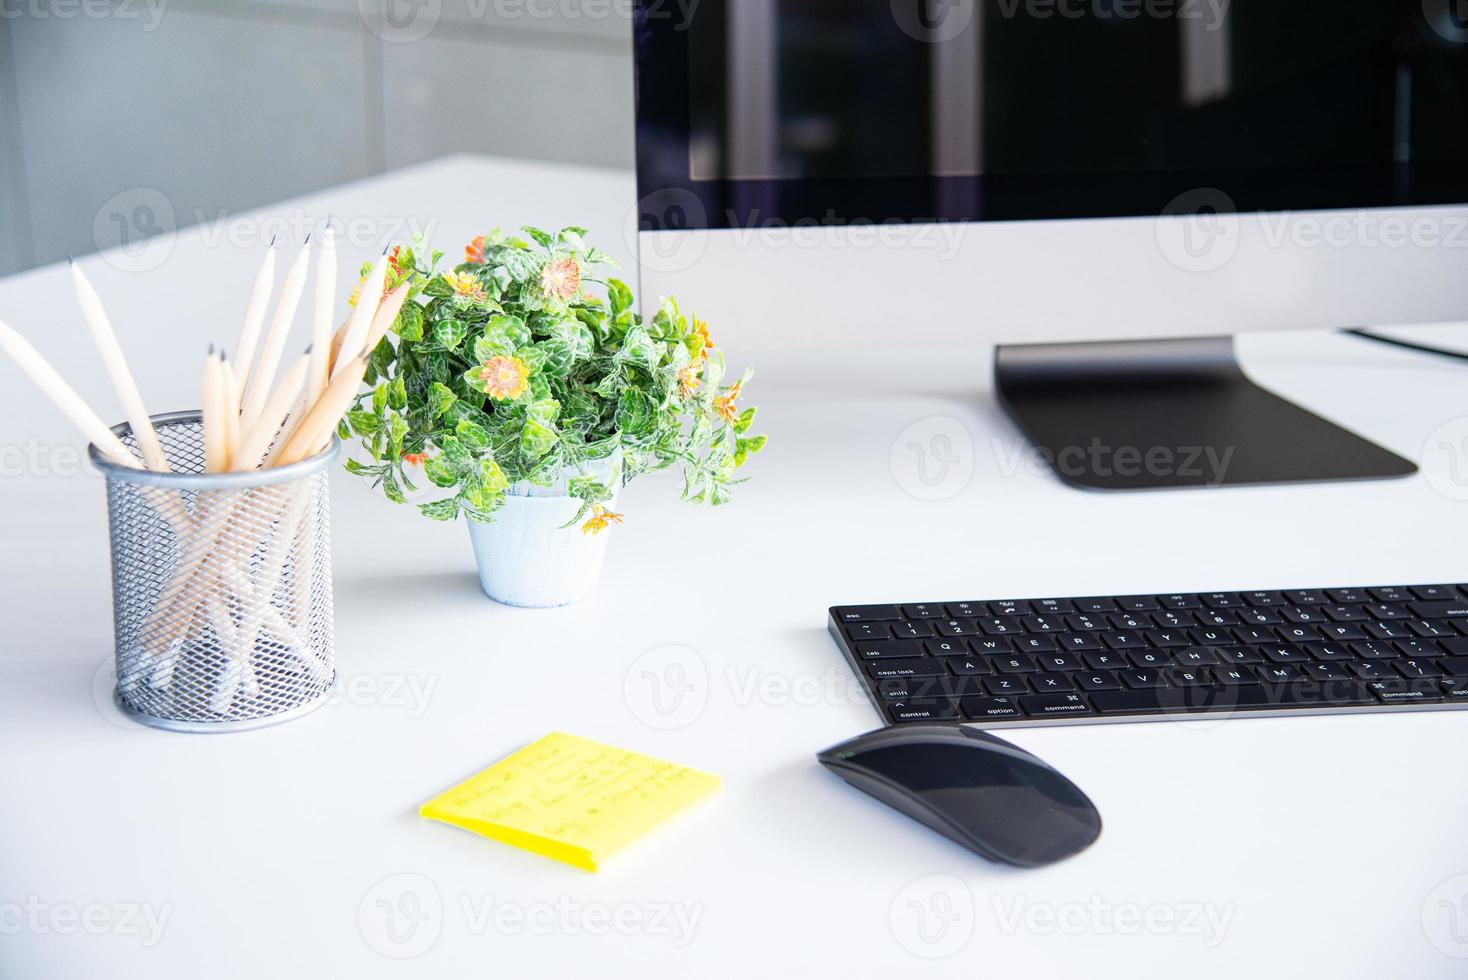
[89, 411, 339, 733]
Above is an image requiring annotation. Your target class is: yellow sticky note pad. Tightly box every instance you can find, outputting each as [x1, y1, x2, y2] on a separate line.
[419, 733, 721, 872]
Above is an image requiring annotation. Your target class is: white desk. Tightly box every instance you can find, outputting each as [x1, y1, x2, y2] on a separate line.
[2, 155, 1467, 978]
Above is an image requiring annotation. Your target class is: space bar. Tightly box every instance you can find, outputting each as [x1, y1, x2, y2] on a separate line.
[1090, 682, 1376, 715]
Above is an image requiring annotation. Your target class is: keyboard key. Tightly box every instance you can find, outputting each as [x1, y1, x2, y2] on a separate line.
[1364, 603, 1409, 621]
[901, 604, 946, 620]
[1408, 620, 1455, 638]
[854, 639, 923, 660]
[1282, 606, 1326, 623]
[1394, 639, 1439, 658]
[1303, 642, 1354, 661]
[1174, 647, 1222, 666]
[1369, 587, 1412, 603]
[1077, 671, 1121, 691]
[1164, 668, 1212, 687]
[1232, 627, 1275, 644]
[1075, 597, 1118, 613]
[1152, 611, 1192, 629]
[867, 659, 946, 678]
[990, 600, 1031, 616]
[1067, 614, 1107, 632]
[1302, 662, 1353, 681]
[1128, 650, 1170, 669]
[969, 637, 1014, 655]
[978, 617, 1023, 635]
[1084, 652, 1127, 670]
[1191, 628, 1231, 645]
[836, 605, 900, 623]
[1214, 667, 1254, 685]
[1031, 672, 1076, 693]
[1440, 679, 1468, 701]
[1327, 588, 1368, 603]
[945, 657, 991, 676]
[1119, 669, 1165, 689]
[1145, 629, 1189, 648]
[923, 638, 969, 657]
[1323, 605, 1366, 622]
[1394, 659, 1444, 679]
[1217, 646, 1263, 664]
[1320, 623, 1367, 641]
[1109, 613, 1149, 631]
[892, 620, 935, 638]
[992, 655, 1038, 673]
[1286, 590, 1327, 604]
[1348, 661, 1395, 681]
[933, 619, 978, 637]
[877, 676, 981, 700]
[1366, 621, 1410, 640]
[1055, 632, 1103, 652]
[1196, 610, 1239, 627]
[1437, 657, 1468, 676]
[1367, 680, 1443, 704]
[845, 622, 889, 641]
[1262, 645, 1310, 664]
[1014, 634, 1059, 653]
[984, 675, 1029, 696]
[1019, 693, 1095, 718]
[1022, 616, 1065, 633]
[1157, 594, 1202, 609]
[1115, 595, 1160, 611]
[1256, 664, 1305, 683]
[1032, 599, 1075, 614]
[1410, 600, 1468, 620]
[1276, 625, 1318, 643]
[1239, 681, 1375, 708]
[1412, 585, 1462, 602]
[1244, 591, 1286, 606]
[1102, 631, 1145, 650]
[1035, 653, 1082, 672]
[890, 699, 960, 722]
[1350, 640, 1398, 659]
[960, 696, 1023, 721]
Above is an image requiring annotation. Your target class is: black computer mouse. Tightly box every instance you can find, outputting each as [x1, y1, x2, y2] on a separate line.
[818, 724, 1102, 867]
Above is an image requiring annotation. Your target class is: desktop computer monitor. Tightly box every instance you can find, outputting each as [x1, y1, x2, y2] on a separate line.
[631, 0, 1468, 490]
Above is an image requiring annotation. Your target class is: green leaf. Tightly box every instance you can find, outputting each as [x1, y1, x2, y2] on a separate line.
[347, 410, 383, 438]
[481, 314, 531, 356]
[523, 226, 554, 248]
[424, 454, 459, 488]
[735, 434, 767, 467]
[534, 338, 574, 378]
[428, 382, 458, 418]
[734, 406, 757, 435]
[456, 419, 492, 450]
[607, 278, 633, 317]
[520, 398, 561, 458]
[479, 458, 509, 494]
[418, 499, 459, 521]
[395, 302, 424, 342]
[388, 375, 408, 411]
[371, 383, 388, 414]
[433, 318, 467, 351]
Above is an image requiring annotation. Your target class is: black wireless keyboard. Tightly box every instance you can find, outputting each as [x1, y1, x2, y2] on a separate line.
[829, 585, 1468, 727]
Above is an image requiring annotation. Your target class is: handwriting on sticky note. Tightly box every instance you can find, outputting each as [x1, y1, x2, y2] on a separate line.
[419, 733, 721, 871]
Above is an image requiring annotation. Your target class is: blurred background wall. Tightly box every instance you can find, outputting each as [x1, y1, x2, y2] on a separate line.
[0, 0, 637, 277]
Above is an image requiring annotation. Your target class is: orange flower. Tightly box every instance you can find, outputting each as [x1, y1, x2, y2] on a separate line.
[402, 452, 428, 466]
[443, 270, 487, 303]
[465, 235, 486, 265]
[714, 380, 742, 423]
[474, 355, 530, 401]
[581, 504, 624, 536]
[691, 317, 714, 364]
[540, 256, 581, 301]
[678, 363, 701, 399]
[348, 245, 406, 308]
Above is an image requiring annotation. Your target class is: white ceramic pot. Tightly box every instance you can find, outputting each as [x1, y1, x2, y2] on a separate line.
[465, 452, 621, 607]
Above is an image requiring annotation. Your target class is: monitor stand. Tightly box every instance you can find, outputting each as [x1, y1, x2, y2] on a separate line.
[994, 336, 1417, 491]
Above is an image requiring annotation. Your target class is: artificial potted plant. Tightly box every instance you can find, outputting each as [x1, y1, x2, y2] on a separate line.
[342, 227, 765, 606]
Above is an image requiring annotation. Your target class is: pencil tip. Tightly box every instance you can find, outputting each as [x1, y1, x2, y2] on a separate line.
[304, 233, 312, 246]
[382, 245, 391, 256]
[269, 235, 277, 248]
[67, 254, 75, 265]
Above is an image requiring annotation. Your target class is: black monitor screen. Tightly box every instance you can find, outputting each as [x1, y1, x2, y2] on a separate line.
[634, 0, 1468, 227]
